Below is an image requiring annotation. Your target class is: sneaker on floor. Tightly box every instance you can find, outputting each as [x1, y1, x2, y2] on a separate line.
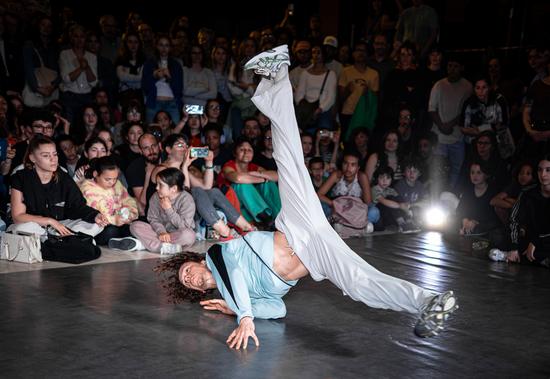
[363, 222, 374, 235]
[108, 237, 144, 252]
[414, 290, 459, 338]
[244, 45, 290, 77]
[332, 223, 344, 234]
[488, 248, 507, 262]
[160, 243, 183, 255]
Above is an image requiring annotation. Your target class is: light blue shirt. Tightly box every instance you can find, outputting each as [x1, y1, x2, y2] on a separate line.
[206, 231, 298, 324]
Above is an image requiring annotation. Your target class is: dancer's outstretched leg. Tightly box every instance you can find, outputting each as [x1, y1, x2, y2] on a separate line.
[247, 46, 458, 337]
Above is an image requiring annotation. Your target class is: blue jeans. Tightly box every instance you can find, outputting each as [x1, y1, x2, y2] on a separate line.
[146, 99, 180, 124]
[434, 140, 465, 191]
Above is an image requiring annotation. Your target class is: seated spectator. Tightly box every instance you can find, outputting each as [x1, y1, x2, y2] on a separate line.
[57, 135, 80, 177]
[202, 124, 232, 176]
[314, 128, 341, 172]
[395, 103, 416, 155]
[498, 155, 550, 266]
[455, 162, 506, 248]
[112, 99, 144, 146]
[365, 129, 403, 184]
[253, 128, 277, 171]
[317, 150, 379, 225]
[346, 127, 370, 170]
[220, 137, 280, 227]
[152, 134, 254, 240]
[9, 135, 107, 239]
[458, 131, 510, 193]
[371, 165, 414, 232]
[74, 137, 108, 183]
[241, 117, 263, 151]
[152, 110, 185, 139]
[114, 122, 145, 172]
[79, 156, 139, 246]
[309, 156, 327, 191]
[130, 168, 196, 254]
[393, 158, 428, 228]
[73, 105, 102, 146]
[301, 132, 315, 166]
[182, 112, 207, 147]
[491, 161, 537, 226]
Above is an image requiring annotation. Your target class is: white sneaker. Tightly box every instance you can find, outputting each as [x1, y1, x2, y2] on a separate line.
[160, 242, 183, 255]
[244, 45, 290, 77]
[414, 290, 458, 338]
[108, 237, 144, 252]
[332, 223, 343, 234]
[364, 222, 374, 234]
[488, 248, 507, 262]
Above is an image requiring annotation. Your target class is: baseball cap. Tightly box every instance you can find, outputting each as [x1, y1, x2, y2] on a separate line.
[323, 36, 338, 48]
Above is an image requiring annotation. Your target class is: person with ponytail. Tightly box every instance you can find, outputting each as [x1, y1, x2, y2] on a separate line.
[9, 135, 108, 239]
[78, 156, 139, 247]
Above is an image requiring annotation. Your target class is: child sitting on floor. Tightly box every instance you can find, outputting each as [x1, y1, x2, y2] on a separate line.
[130, 168, 197, 254]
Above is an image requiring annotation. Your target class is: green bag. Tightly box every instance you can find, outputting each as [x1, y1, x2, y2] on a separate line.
[346, 91, 378, 141]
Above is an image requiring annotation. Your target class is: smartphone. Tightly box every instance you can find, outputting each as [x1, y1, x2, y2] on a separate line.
[185, 104, 204, 115]
[190, 147, 209, 158]
[319, 130, 334, 138]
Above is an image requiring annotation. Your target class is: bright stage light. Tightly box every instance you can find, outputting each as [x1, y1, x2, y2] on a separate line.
[424, 206, 447, 227]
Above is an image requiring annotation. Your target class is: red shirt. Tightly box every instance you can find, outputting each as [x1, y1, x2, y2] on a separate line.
[217, 160, 260, 187]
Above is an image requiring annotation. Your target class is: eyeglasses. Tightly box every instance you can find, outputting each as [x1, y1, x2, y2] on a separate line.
[32, 124, 54, 130]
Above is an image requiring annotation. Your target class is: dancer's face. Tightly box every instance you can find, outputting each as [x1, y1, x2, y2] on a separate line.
[179, 261, 215, 292]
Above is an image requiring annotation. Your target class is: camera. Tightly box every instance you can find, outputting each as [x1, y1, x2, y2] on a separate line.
[319, 130, 334, 138]
[185, 104, 204, 115]
[190, 147, 209, 158]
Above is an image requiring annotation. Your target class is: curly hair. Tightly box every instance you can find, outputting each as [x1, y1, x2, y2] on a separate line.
[153, 251, 214, 304]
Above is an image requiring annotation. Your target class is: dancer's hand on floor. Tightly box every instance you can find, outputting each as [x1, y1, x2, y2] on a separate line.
[200, 299, 236, 315]
[227, 317, 259, 349]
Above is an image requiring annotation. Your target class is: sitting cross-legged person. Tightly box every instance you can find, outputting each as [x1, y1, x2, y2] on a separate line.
[316, 149, 379, 236]
[130, 168, 197, 254]
[9, 135, 108, 239]
[219, 136, 281, 228]
[79, 156, 140, 248]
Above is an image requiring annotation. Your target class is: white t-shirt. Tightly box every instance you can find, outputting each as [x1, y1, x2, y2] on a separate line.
[294, 70, 337, 112]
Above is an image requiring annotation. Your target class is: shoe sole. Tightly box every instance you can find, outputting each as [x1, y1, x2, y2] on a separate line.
[108, 238, 136, 251]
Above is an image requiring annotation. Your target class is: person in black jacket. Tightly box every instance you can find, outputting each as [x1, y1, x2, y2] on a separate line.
[9, 135, 108, 238]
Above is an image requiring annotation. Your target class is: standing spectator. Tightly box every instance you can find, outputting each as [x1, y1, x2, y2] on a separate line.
[429, 56, 472, 190]
[142, 34, 183, 124]
[294, 44, 337, 132]
[59, 24, 97, 124]
[289, 40, 312, 91]
[210, 45, 233, 122]
[183, 45, 217, 107]
[86, 31, 118, 108]
[115, 31, 145, 109]
[395, 0, 439, 58]
[98, 14, 121, 64]
[22, 15, 60, 108]
[366, 34, 394, 94]
[0, 15, 24, 94]
[138, 23, 155, 60]
[338, 41, 379, 137]
[522, 66, 550, 160]
[323, 36, 343, 78]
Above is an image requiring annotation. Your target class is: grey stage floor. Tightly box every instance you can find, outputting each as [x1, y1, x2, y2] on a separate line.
[1, 232, 549, 378]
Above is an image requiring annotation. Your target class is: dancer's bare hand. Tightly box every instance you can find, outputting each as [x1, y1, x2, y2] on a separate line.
[200, 299, 236, 315]
[227, 317, 259, 349]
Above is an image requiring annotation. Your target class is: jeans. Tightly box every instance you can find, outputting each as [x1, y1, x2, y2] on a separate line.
[434, 139, 465, 191]
[191, 187, 241, 226]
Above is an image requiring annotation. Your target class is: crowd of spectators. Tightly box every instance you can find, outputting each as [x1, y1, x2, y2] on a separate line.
[0, 1, 549, 267]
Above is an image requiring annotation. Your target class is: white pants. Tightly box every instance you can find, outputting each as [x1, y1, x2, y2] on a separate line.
[251, 65, 435, 314]
[8, 220, 103, 242]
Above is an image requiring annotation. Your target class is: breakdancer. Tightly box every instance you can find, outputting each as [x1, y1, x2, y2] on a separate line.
[156, 45, 458, 349]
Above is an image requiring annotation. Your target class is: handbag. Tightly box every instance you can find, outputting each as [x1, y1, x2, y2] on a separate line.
[295, 71, 330, 128]
[41, 231, 101, 264]
[331, 196, 369, 229]
[22, 48, 59, 108]
[1, 231, 43, 264]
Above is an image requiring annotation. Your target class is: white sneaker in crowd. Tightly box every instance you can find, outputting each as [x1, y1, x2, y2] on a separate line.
[488, 248, 507, 262]
[108, 237, 144, 252]
[364, 222, 374, 234]
[160, 243, 183, 255]
[244, 45, 290, 77]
